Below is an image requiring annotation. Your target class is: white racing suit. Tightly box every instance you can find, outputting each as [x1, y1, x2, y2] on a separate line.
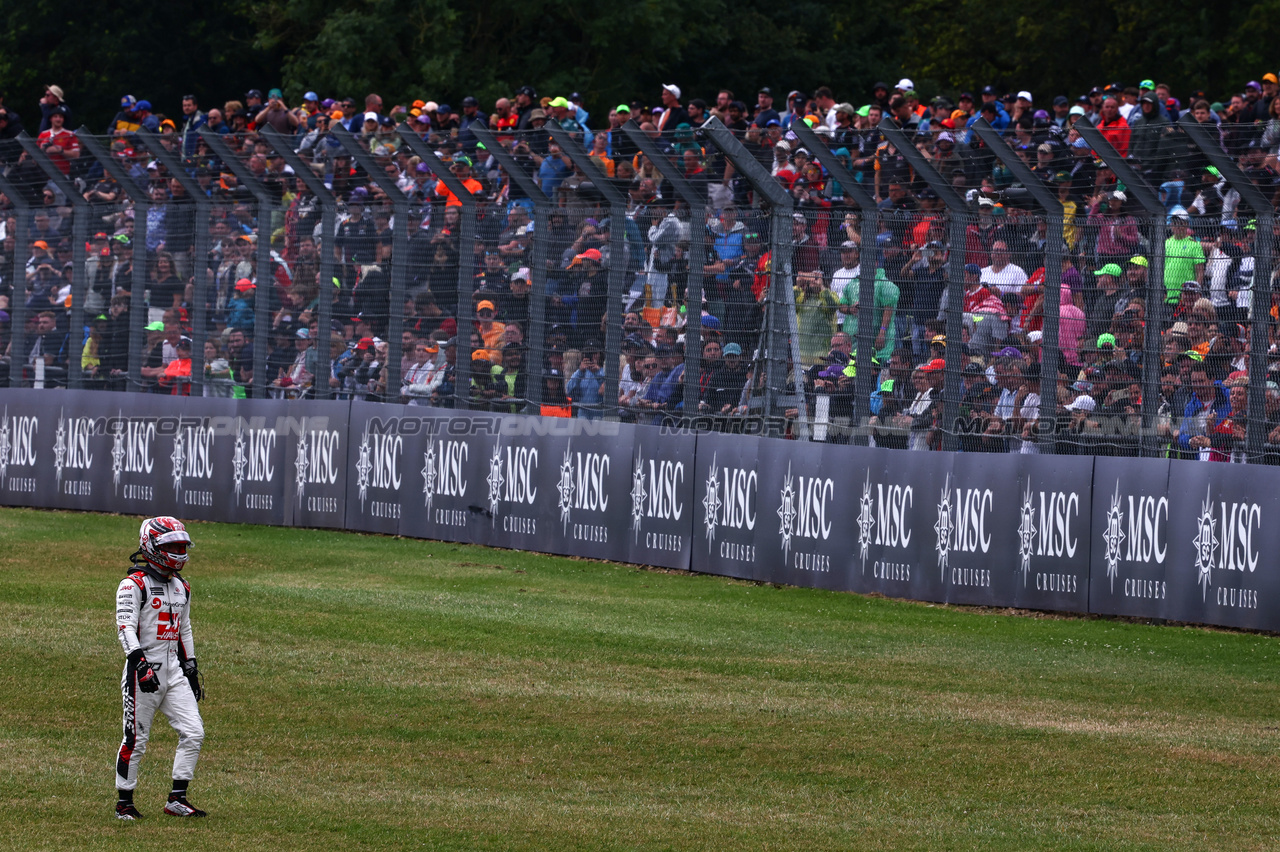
[115, 567, 204, 791]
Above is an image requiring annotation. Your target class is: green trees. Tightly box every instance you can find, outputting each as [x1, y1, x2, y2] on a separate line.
[0, 0, 1265, 130]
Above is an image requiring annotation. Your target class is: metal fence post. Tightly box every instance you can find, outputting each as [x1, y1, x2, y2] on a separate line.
[700, 117, 806, 437]
[136, 129, 212, 397]
[261, 128, 340, 400]
[1074, 120, 1168, 457]
[329, 126, 412, 403]
[873, 121, 974, 451]
[0, 173, 29, 388]
[396, 128, 483, 410]
[17, 133, 90, 389]
[546, 122, 629, 419]
[199, 131, 275, 398]
[622, 119, 707, 427]
[792, 122, 883, 446]
[78, 130, 150, 394]
[972, 119, 1065, 452]
[1179, 115, 1274, 461]
[471, 125, 552, 410]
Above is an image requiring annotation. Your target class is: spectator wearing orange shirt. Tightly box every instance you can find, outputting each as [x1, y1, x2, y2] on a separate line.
[435, 156, 482, 206]
[159, 337, 193, 395]
[588, 134, 615, 177]
[474, 299, 507, 350]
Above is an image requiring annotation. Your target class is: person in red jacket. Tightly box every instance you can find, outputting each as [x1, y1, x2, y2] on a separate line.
[1096, 96, 1131, 157]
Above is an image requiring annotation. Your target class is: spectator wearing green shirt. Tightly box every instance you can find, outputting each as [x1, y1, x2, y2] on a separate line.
[1163, 210, 1206, 304]
[794, 269, 841, 368]
[839, 266, 900, 364]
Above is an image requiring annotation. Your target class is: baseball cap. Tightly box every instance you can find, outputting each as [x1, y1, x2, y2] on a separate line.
[363, 111, 379, 122]
[476, 300, 497, 313]
[1094, 263, 1123, 277]
[1017, 90, 1033, 101]
[1067, 394, 1097, 412]
[303, 91, 319, 101]
[1026, 330, 1043, 344]
[919, 358, 946, 373]
[296, 327, 310, 339]
[964, 263, 982, 274]
[615, 104, 631, 113]
[234, 278, 256, 292]
[722, 343, 743, 356]
[1128, 255, 1149, 267]
[548, 96, 570, 108]
[896, 78, 914, 91]
[662, 84, 682, 100]
[145, 321, 166, 331]
[1097, 332, 1118, 348]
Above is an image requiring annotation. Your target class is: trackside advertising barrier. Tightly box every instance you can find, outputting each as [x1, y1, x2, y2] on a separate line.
[3, 389, 1278, 631]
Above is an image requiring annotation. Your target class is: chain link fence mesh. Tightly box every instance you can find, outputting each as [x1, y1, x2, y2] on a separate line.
[3, 105, 1279, 462]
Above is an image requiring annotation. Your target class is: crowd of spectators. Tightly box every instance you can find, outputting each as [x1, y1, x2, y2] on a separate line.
[3, 72, 1280, 459]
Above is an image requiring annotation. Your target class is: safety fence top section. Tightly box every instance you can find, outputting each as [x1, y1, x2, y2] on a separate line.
[2, 103, 1280, 464]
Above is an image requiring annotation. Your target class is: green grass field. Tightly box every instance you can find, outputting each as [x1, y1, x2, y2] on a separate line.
[1, 507, 1278, 851]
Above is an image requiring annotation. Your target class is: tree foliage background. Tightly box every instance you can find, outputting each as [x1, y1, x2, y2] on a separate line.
[0, 0, 1271, 131]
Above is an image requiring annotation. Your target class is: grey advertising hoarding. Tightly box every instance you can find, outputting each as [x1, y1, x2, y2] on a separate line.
[474, 414, 554, 553]
[1162, 458, 1280, 632]
[399, 410, 491, 545]
[1, 389, 59, 509]
[538, 418, 630, 563]
[622, 424, 696, 571]
[936, 451, 1010, 607]
[156, 396, 239, 524]
[1009, 454, 1093, 613]
[48, 393, 102, 512]
[849, 445, 949, 604]
[284, 398, 350, 530]
[345, 400, 410, 536]
[692, 431, 764, 581]
[222, 398, 290, 527]
[753, 438, 857, 592]
[1088, 456, 1174, 620]
[91, 394, 176, 520]
[10, 385, 1280, 635]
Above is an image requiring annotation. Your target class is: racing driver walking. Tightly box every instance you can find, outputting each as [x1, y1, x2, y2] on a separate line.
[114, 516, 207, 819]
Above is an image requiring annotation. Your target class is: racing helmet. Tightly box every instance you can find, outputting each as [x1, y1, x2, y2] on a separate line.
[135, 516, 192, 576]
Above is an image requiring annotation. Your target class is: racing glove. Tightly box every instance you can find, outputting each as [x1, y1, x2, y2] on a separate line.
[181, 658, 204, 702]
[129, 650, 160, 694]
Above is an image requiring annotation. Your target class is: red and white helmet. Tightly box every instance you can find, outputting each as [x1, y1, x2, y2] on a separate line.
[136, 516, 192, 575]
